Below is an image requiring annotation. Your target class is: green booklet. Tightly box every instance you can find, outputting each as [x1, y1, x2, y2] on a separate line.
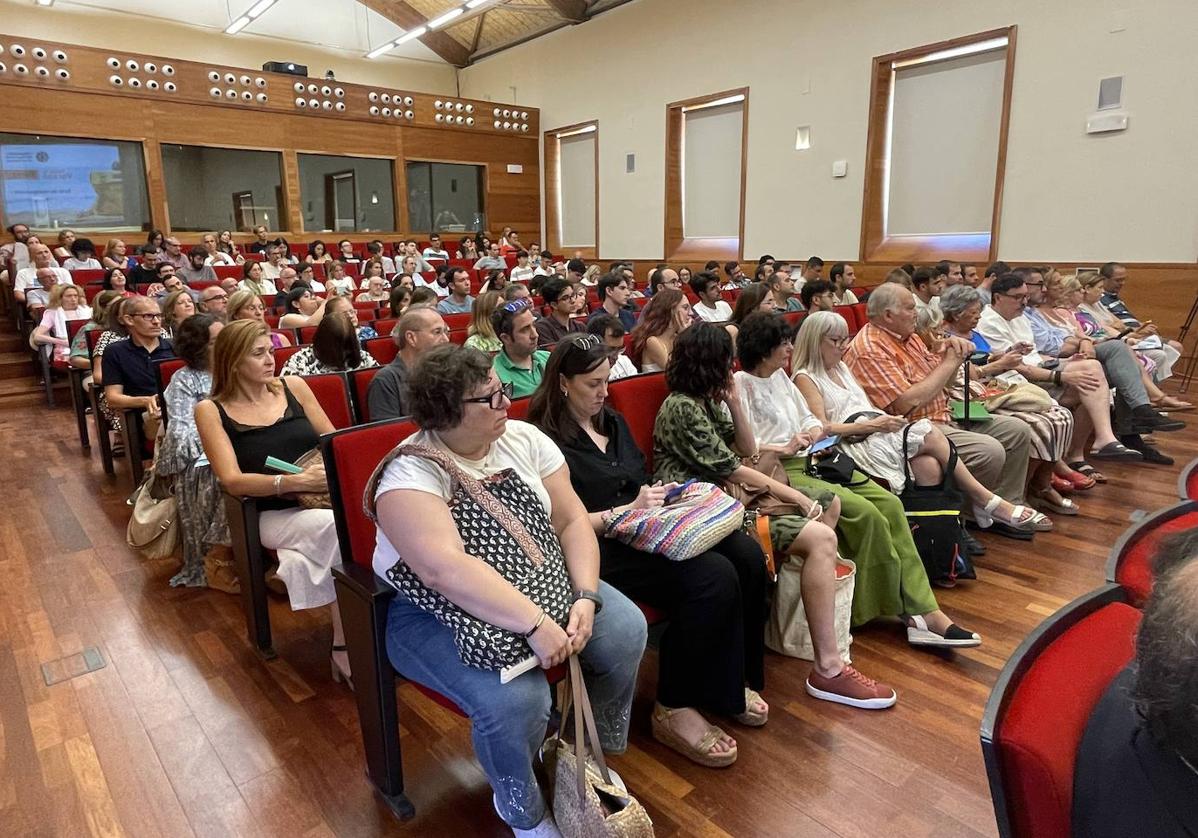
[949, 399, 992, 421]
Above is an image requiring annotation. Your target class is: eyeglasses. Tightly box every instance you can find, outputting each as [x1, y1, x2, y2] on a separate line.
[462, 381, 514, 410]
[825, 335, 850, 348]
[998, 292, 1029, 302]
[204, 293, 228, 302]
[130, 312, 163, 321]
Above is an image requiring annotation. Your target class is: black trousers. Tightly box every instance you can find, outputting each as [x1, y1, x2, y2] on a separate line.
[598, 530, 767, 716]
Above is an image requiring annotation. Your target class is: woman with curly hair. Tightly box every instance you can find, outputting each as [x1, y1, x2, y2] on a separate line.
[653, 323, 897, 710]
[629, 287, 691, 372]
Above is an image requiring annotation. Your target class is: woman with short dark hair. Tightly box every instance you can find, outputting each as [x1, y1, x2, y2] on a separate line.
[371, 344, 646, 835]
[654, 323, 899, 710]
[530, 334, 768, 768]
[736, 312, 981, 646]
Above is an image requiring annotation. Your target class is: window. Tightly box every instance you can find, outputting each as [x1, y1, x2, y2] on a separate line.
[545, 121, 598, 257]
[860, 27, 1017, 262]
[664, 89, 748, 260]
[0, 132, 149, 231]
[405, 162, 486, 234]
[161, 144, 285, 232]
[297, 153, 395, 233]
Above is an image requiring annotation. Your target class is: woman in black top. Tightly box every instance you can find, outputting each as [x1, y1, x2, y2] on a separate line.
[195, 319, 351, 687]
[529, 333, 768, 769]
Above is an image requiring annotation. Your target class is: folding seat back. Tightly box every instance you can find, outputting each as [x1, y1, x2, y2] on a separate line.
[272, 344, 303, 371]
[365, 337, 398, 365]
[507, 395, 531, 421]
[1106, 499, 1198, 606]
[980, 585, 1140, 838]
[606, 372, 668, 470]
[213, 264, 241, 280]
[70, 268, 104, 284]
[442, 312, 472, 330]
[348, 367, 382, 424]
[448, 329, 468, 346]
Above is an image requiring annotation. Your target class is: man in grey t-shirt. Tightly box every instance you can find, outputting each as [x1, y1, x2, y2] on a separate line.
[367, 307, 451, 420]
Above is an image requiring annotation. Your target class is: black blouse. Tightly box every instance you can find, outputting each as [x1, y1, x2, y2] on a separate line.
[553, 407, 648, 513]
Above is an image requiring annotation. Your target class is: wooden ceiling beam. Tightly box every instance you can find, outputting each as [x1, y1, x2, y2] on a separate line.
[542, 0, 588, 23]
[359, 0, 472, 67]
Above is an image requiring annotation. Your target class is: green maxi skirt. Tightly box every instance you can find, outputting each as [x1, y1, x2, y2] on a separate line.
[783, 458, 939, 626]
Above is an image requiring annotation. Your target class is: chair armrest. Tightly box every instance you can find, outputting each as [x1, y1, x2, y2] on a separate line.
[333, 563, 397, 604]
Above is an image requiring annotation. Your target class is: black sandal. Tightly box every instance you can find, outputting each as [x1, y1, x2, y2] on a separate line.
[1090, 442, 1145, 461]
[1068, 460, 1107, 483]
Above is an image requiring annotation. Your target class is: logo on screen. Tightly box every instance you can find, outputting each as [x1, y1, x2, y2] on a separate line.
[36, 152, 49, 163]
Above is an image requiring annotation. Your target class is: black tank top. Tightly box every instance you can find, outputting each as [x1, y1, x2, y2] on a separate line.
[215, 381, 319, 510]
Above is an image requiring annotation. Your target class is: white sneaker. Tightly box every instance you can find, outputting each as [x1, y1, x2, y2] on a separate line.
[493, 794, 563, 838]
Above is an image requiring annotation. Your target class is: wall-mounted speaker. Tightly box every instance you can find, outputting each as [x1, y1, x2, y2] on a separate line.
[262, 61, 307, 77]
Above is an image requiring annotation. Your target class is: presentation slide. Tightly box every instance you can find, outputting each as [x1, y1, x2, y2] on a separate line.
[1, 142, 129, 228]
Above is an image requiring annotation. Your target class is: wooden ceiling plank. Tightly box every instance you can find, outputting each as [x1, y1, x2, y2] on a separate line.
[542, 0, 588, 23]
[359, 0, 471, 67]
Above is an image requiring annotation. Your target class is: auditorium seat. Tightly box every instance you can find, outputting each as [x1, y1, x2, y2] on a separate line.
[321, 416, 567, 820]
[980, 584, 1140, 838]
[272, 344, 304, 371]
[1105, 499, 1198, 606]
[448, 329, 468, 346]
[365, 337, 398, 365]
[442, 312, 472, 330]
[606, 372, 668, 470]
[507, 395, 531, 420]
[213, 264, 241, 280]
[69, 268, 104, 284]
[348, 367, 381, 423]
[374, 318, 398, 336]
[85, 328, 116, 474]
[783, 310, 806, 329]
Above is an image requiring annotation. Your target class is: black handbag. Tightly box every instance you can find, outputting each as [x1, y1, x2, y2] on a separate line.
[898, 424, 976, 586]
[804, 445, 865, 486]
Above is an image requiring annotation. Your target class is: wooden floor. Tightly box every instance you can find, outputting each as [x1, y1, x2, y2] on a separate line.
[2, 381, 1195, 838]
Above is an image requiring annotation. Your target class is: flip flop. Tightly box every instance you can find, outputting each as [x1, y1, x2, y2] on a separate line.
[1090, 441, 1145, 461]
[1068, 460, 1107, 483]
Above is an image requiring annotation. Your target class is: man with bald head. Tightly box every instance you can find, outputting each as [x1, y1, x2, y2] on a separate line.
[366, 305, 450, 421]
[14, 243, 70, 304]
[844, 283, 1036, 538]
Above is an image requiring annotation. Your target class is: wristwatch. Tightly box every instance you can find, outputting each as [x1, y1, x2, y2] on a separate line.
[574, 589, 604, 613]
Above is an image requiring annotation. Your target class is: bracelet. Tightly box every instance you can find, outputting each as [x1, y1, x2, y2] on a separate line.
[273, 474, 284, 495]
[749, 450, 762, 465]
[522, 609, 546, 639]
[1052, 370, 1062, 386]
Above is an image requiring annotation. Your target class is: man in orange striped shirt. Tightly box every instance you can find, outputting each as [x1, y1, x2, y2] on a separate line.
[845, 284, 1038, 538]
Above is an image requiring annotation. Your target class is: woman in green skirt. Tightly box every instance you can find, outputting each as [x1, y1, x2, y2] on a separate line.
[731, 312, 981, 648]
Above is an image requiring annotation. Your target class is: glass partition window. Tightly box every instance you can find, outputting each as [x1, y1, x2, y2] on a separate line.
[161, 144, 284, 232]
[406, 162, 486, 234]
[0, 132, 149, 231]
[298, 154, 394, 233]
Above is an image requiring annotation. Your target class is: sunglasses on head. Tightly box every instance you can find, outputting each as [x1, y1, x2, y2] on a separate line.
[502, 298, 532, 313]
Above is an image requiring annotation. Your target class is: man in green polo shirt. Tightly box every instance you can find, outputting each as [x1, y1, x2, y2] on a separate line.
[492, 299, 550, 397]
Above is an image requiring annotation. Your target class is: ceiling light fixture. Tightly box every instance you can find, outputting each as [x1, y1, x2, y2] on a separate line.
[35, 0, 55, 7]
[224, 0, 278, 35]
[427, 8, 464, 29]
[465, 0, 490, 8]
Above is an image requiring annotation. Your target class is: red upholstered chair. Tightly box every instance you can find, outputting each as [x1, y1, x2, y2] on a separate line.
[850, 301, 868, 330]
[833, 305, 860, 333]
[154, 358, 186, 430]
[365, 337, 398, 366]
[507, 395, 531, 421]
[980, 584, 1140, 838]
[348, 367, 382, 424]
[1178, 456, 1198, 501]
[302, 373, 355, 429]
[84, 283, 105, 303]
[322, 418, 565, 820]
[1105, 499, 1198, 606]
[374, 317, 398, 336]
[782, 310, 806, 329]
[606, 372, 668, 471]
[64, 319, 93, 448]
[298, 325, 318, 344]
[442, 312, 472, 330]
[272, 344, 303, 372]
[448, 329, 468, 346]
[69, 268, 104, 284]
[85, 328, 117, 473]
[213, 264, 241, 280]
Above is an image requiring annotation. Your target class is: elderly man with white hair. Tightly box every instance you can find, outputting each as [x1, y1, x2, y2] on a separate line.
[844, 282, 1047, 538]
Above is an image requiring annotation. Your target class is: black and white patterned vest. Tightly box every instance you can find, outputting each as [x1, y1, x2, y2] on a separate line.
[366, 444, 574, 671]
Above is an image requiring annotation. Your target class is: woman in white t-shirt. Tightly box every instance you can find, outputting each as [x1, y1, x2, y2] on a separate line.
[368, 345, 646, 837]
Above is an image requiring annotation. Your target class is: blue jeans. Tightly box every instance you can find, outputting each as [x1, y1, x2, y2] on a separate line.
[385, 580, 647, 830]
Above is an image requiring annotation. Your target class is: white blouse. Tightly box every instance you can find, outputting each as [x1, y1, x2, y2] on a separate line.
[735, 368, 823, 446]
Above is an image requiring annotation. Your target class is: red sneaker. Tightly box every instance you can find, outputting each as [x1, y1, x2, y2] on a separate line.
[806, 665, 897, 710]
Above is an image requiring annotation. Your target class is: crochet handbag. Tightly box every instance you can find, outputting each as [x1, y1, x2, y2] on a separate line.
[544, 655, 655, 838]
[603, 481, 744, 561]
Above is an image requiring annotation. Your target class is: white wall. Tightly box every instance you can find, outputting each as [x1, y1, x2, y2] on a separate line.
[460, 0, 1198, 263]
[0, 0, 458, 95]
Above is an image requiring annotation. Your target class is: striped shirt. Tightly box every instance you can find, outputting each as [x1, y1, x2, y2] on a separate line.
[844, 321, 950, 423]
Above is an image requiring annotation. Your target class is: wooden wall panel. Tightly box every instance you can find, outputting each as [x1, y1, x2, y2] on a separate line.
[0, 32, 539, 244]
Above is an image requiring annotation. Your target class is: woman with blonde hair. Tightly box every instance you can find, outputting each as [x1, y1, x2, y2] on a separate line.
[227, 289, 291, 348]
[160, 288, 196, 339]
[464, 290, 503, 353]
[103, 239, 131, 271]
[195, 319, 351, 685]
[32, 284, 92, 364]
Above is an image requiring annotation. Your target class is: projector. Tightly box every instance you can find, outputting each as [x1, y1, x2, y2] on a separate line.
[262, 61, 307, 77]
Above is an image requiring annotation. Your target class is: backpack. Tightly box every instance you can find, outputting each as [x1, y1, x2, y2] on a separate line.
[898, 424, 976, 586]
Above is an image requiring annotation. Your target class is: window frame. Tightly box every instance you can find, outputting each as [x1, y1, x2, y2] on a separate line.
[858, 26, 1018, 264]
[664, 87, 749, 262]
[159, 140, 289, 233]
[544, 120, 599, 260]
[402, 158, 489, 236]
[294, 150, 399, 234]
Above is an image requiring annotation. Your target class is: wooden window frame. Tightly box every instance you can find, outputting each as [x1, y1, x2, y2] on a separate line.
[544, 120, 599, 260]
[402, 158, 490, 236]
[664, 87, 749, 262]
[859, 26, 1017, 265]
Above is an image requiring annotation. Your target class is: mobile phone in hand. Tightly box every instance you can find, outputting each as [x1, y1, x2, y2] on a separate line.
[664, 478, 697, 502]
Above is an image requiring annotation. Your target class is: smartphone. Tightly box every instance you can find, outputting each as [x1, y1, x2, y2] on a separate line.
[664, 478, 697, 502]
[265, 455, 304, 474]
[808, 435, 840, 455]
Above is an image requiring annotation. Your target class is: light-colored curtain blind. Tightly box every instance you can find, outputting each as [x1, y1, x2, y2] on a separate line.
[683, 102, 743, 238]
[559, 132, 596, 248]
[887, 49, 1006, 236]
